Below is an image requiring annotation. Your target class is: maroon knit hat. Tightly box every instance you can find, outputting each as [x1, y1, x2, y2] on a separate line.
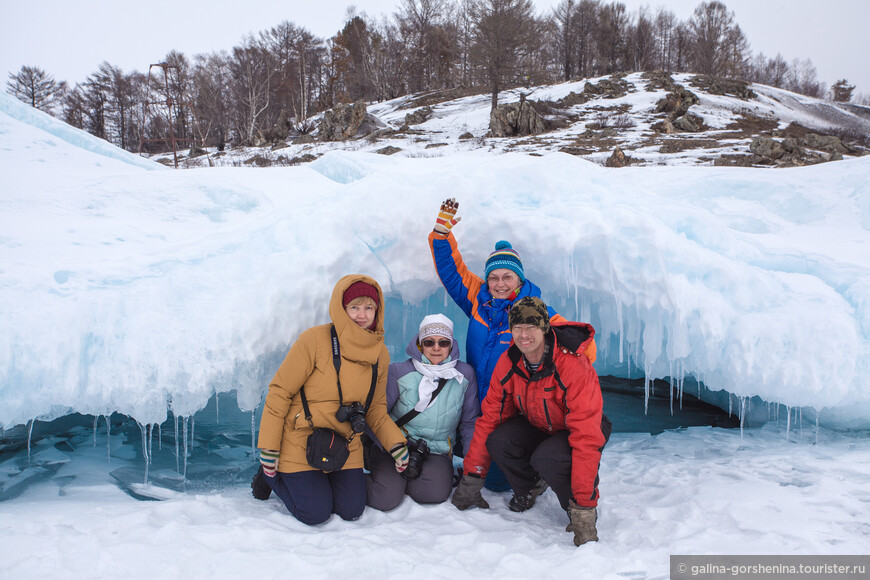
[342, 281, 379, 308]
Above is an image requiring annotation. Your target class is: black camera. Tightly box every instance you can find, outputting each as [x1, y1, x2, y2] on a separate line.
[335, 402, 367, 433]
[402, 437, 430, 480]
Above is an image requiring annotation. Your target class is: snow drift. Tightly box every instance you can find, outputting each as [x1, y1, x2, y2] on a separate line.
[1, 91, 869, 431]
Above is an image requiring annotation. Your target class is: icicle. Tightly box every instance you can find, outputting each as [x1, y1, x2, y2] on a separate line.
[27, 419, 34, 464]
[739, 397, 746, 440]
[174, 413, 180, 474]
[785, 406, 791, 441]
[158, 422, 162, 450]
[728, 394, 733, 417]
[182, 416, 189, 482]
[139, 422, 151, 484]
[643, 375, 650, 415]
[251, 411, 256, 456]
[93, 415, 98, 447]
[799, 408, 803, 440]
[190, 416, 195, 453]
[215, 392, 220, 424]
[105, 415, 111, 463]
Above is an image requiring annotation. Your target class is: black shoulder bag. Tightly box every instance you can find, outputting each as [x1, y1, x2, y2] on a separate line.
[301, 325, 378, 472]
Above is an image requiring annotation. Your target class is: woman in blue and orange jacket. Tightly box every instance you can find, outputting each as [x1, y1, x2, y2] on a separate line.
[427, 198, 596, 489]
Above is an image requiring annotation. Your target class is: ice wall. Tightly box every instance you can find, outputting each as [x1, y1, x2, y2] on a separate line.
[2, 95, 869, 432]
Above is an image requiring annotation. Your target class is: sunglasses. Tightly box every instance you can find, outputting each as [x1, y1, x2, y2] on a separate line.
[421, 339, 452, 348]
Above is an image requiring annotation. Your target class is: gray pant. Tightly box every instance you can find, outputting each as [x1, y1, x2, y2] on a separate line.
[365, 444, 454, 511]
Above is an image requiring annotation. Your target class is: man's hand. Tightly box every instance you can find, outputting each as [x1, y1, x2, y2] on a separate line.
[434, 198, 461, 234]
[566, 500, 598, 546]
[451, 473, 490, 510]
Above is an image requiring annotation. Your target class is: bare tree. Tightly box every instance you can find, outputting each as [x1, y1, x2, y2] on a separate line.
[229, 35, 276, 144]
[594, 2, 628, 75]
[6, 65, 67, 114]
[786, 57, 825, 98]
[748, 52, 789, 88]
[688, 1, 747, 77]
[653, 8, 677, 72]
[395, 0, 457, 92]
[453, 0, 477, 86]
[192, 52, 232, 148]
[552, 0, 576, 81]
[627, 7, 656, 71]
[469, 0, 541, 110]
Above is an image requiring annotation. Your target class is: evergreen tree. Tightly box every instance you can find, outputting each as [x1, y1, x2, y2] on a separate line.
[830, 79, 855, 103]
[6, 65, 67, 114]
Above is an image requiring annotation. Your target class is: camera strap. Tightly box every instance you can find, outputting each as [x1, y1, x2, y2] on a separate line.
[394, 378, 448, 428]
[298, 325, 379, 433]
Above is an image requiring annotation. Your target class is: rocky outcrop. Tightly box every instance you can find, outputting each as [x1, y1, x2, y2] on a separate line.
[655, 87, 700, 119]
[750, 137, 784, 160]
[690, 75, 757, 100]
[318, 102, 387, 141]
[605, 146, 631, 167]
[584, 76, 633, 99]
[749, 132, 860, 166]
[490, 99, 549, 137]
[376, 146, 402, 156]
[405, 106, 433, 126]
[673, 113, 704, 133]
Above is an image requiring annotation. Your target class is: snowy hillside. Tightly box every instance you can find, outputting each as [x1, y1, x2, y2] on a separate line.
[154, 72, 870, 170]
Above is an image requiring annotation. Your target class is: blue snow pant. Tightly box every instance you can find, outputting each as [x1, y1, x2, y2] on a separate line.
[265, 468, 366, 525]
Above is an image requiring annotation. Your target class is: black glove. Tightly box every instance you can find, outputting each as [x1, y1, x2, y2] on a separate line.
[451, 473, 489, 510]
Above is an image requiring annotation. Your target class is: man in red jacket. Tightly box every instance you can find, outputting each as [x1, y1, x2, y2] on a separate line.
[451, 296, 611, 546]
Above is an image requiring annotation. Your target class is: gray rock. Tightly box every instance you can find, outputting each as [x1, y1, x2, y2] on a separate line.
[750, 137, 785, 160]
[489, 99, 549, 137]
[673, 113, 703, 132]
[801, 133, 849, 154]
[605, 147, 630, 167]
[318, 102, 379, 141]
[405, 106, 433, 126]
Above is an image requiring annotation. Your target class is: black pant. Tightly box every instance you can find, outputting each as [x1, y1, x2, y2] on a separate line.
[486, 415, 606, 510]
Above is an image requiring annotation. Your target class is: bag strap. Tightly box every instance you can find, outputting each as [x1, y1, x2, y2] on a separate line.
[330, 325, 344, 405]
[299, 324, 379, 431]
[394, 378, 448, 428]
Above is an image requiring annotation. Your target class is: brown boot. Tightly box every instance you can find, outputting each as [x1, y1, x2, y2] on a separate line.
[566, 499, 598, 546]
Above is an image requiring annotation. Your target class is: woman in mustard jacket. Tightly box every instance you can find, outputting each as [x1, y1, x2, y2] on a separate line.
[251, 274, 408, 525]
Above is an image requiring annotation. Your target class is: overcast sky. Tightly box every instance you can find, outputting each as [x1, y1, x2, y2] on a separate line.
[2, 0, 868, 97]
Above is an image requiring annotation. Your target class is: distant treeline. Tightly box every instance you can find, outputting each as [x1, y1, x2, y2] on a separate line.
[4, 0, 864, 153]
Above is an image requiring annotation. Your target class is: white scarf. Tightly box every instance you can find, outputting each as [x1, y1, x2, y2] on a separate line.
[412, 358, 465, 412]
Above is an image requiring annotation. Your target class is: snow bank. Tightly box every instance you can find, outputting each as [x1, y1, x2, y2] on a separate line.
[1, 93, 869, 430]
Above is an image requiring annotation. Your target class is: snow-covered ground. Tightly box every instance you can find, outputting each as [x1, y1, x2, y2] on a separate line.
[3, 422, 869, 580]
[1, 82, 869, 578]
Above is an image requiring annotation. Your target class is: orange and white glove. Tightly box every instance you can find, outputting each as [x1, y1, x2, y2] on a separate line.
[433, 198, 461, 235]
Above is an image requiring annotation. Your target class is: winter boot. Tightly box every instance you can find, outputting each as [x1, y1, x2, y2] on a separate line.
[508, 478, 549, 512]
[251, 465, 272, 501]
[566, 500, 598, 546]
